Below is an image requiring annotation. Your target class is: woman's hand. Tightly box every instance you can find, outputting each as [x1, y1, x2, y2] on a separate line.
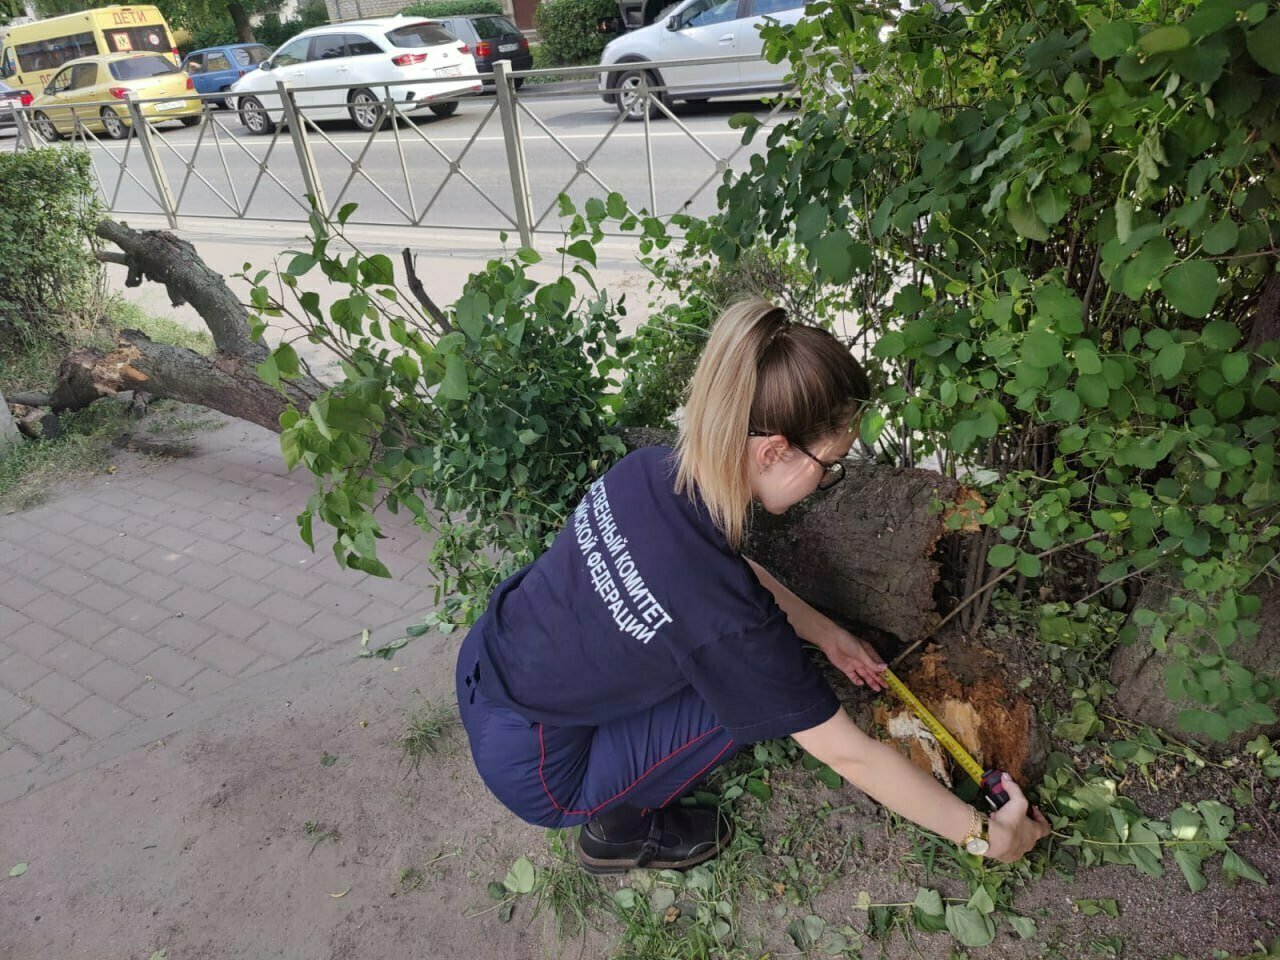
[984, 774, 1052, 863]
[819, 627, 887, 691]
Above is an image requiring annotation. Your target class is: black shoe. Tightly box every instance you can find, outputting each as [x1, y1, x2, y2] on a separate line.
[577, 805, 733, 876]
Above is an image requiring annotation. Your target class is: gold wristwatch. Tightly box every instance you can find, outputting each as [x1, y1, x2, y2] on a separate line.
[961, 809, 990, 856]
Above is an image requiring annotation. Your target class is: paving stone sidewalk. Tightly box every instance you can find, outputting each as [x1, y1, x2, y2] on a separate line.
[0, 413, 434, 796]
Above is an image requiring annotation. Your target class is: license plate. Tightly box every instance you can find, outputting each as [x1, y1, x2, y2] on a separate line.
[435, 65, 461, 77]
[498, 42, 519, 52]
[154, 100, 185, 111]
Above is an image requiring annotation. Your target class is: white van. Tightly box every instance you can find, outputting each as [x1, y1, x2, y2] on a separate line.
[598, 0, 803, 120]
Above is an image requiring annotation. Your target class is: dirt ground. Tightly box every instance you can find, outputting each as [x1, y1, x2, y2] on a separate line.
[2, 612, 1276, 960]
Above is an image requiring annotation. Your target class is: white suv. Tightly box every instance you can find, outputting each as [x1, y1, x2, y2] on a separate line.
[231, 17, 481, 134]
[599, 0, 804, 120]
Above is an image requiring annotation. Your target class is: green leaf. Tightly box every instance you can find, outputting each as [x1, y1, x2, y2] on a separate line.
[1016, 551, 1043, 577]
[1090, 21, 1136, 59]
[1202, 218, 1239, 255]
[516, 429, 540, 446]
[8, 862, 28, 877]
[274, 342, 300, 378]
[988, 544, 1017, 568]
[564, 239, 597, 267]
[967, 886, 995, 915]
[503, 855, 537, 895]
[1074, 898, 1120, 918]
[1221, 353, 1249, 385]
[1023, 330, 1064, 368]
[286, 253, 316, 276]
[606, 192, 628, 219]
[1222, 851, 1267, 885]
[1007, 192, 1050, 241]
[812, 230, 870, 284]
[1139, 25, 1191, 54]
[1174, 848, 1208, 892]
[1153, 341, 1187, 380]
[1009, 915, 1037, 939]
[913, 888, 948, 932]
[746, 777, 773, 801]
[945, 905, 996, 947]
[438, 354, 470, 402]
[1033, 184, 1070, 225]
[1162, 261, 1220, 318]
[1246, 14, 1280, 74]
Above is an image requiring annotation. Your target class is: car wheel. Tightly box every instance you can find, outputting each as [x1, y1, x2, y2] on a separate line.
[238, 96, 274, 135]
[34, 111, 60, 142]
[348, 88, 385, 132]
[99, 106, 129, 140]
[180, 114, 202, 127]
[216, 86, 231, 109]
[428, 100, 458, 118]
[614, 68, 662, 122]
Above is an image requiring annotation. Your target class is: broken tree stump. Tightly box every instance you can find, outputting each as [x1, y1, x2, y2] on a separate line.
[29, 221, 329, 433]
[874, 645, 1049, 784]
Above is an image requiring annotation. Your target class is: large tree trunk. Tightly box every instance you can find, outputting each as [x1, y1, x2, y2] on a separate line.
[228, 1, 256, 43]
[617, 428, 977, 645]
[1111, 577, 1280, 747]
[32, 221, 325, 432]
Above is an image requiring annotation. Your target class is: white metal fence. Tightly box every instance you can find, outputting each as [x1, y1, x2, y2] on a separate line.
[9, 57, 793, 246]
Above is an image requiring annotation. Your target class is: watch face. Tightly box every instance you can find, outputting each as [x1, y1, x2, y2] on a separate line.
[965, 837, 990, 856]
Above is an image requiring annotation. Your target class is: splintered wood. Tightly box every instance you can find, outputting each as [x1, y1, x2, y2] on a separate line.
[874, 645, 1044, 785]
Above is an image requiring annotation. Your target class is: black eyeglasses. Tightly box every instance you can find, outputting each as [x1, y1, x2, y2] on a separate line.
[747, 430, 847, 491]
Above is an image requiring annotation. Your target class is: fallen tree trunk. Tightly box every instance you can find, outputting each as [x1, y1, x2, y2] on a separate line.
[618, 428, 978, 644]
[34, 220, 325, 432]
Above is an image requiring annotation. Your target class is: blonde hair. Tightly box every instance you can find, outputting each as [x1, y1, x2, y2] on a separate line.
[674, 298, 871, 549]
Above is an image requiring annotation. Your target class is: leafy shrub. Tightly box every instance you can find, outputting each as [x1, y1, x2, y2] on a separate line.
[248, 203, 627, 625]
[0, 148, 101, 350]
[400, 0, 502, 18]
[533, 0, 616, 65]
[255, 0, 330, 50]
[715, 0, 1280, 740]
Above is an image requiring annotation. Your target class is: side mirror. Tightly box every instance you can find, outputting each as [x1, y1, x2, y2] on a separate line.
[666, 15, 678, 29]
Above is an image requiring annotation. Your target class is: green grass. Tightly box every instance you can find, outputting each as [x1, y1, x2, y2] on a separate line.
[0, 402, 129, 511]
[108, 299, 215, 355]
[400, 698, 460, 770]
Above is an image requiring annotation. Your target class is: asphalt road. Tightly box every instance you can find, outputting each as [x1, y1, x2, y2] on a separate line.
[3, 89, 792, 234]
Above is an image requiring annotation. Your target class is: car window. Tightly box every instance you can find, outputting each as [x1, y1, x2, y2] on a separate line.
[747, 0, 801, 13]
[386, 23, 456, 48]
[273, 37, 309, 67]
[233, 45, 272, 65]
[472, 16, 521, 39]
[344, 34, 382, 56]
[47, 66, 75, 93]
[310, 34, 346, 61]
[676, 0, 740, 28]
[185, 53, 204, 73]
[109, 55, 176, 80]
[70, 62, 98, 89]
[207, 52, 232, 71]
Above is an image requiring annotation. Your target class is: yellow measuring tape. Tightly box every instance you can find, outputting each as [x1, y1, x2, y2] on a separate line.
[881, 668, 985, 787]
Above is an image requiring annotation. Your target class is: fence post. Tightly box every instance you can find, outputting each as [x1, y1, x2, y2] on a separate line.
[13, 107, 36, 150]
[126, 94, 178, 229]
[493, 59, 534, 249]
[277, 80, 329, 218]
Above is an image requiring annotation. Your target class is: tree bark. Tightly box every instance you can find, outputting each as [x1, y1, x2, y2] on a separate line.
[227, 1, 257, 43]
[1110, 577, 1280, 747]
[617, 427, 978, 644]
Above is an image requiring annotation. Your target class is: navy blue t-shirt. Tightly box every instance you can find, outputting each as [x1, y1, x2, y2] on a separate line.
[474, 446, 840, 743]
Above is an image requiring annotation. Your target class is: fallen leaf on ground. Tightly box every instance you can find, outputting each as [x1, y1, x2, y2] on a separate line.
[329, 887, 351, 898]
[9, 863, 28, 877]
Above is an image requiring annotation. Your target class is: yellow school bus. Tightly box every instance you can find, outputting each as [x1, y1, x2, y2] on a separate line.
[0, 6, 178, 97]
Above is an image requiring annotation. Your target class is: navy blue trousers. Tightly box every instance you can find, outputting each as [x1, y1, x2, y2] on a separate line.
[457, 628, 740, 829]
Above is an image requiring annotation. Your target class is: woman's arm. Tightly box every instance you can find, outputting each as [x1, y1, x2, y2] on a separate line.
[746, 558, 886, 690]
[792, 709, 1050, 863]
